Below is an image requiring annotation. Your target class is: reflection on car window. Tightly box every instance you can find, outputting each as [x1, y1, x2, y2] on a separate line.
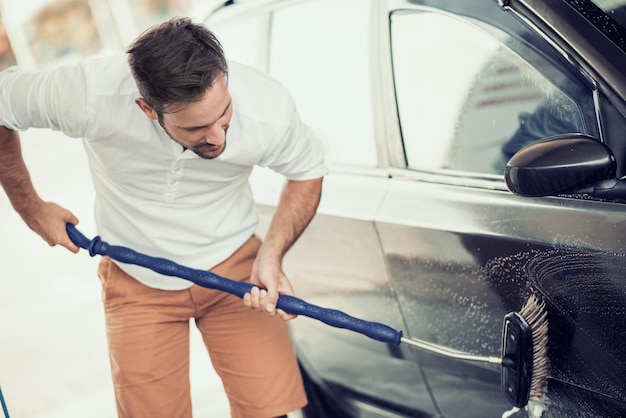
[391, 11, 586, 176]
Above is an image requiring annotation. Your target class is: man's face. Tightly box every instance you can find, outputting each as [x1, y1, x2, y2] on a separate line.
[158, 75, 233, 160]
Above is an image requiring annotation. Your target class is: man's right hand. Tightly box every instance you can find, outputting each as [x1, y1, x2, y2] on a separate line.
[20, 200, 80, 253]
[0, 126, 80, 254]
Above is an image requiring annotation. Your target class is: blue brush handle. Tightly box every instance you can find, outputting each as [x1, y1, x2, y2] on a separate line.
[66, 223, 403, 345]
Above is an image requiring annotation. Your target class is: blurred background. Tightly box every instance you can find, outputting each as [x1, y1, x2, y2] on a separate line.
[0, 0, 213, 70]
[0, 1, 235, 417]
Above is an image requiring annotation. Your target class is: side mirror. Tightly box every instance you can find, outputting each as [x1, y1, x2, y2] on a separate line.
[505, 134, 626, 202]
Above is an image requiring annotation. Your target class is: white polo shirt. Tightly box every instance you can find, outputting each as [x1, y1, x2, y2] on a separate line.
[0, 54, 327, 290]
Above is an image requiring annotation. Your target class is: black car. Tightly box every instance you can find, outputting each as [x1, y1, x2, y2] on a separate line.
[202, 1, 626, 416]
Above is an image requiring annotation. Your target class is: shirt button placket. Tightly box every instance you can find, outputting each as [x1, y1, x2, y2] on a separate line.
[164, 158, 184, 201]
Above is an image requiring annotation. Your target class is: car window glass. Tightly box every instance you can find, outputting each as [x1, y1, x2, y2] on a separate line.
[391, 11, 586, 176]
[268, 0, 377, 167]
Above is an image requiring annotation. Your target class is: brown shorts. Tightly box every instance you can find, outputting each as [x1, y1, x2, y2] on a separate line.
[97, 235, 307, 418]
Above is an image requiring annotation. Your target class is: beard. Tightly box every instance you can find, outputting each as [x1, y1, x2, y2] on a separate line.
[158, 117, 227, 160]
[188, 141, 227, 160]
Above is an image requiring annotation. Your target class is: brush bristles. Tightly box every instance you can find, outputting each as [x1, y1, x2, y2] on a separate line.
[519, 294, 549, 405]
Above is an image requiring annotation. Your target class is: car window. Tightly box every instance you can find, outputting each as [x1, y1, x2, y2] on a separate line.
[268, 0, 377, 167]
[391, 10, 588, 176]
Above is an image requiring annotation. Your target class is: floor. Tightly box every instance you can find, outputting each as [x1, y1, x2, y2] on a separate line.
[0, 129, 232, 417]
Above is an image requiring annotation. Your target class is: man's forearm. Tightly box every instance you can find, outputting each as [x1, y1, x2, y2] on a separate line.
[0, 126, 43, 215]
[260, 177, 323, 260]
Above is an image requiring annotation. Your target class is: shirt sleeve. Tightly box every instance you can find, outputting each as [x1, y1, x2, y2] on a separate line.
[0, 63, 90, 137]
[259, 92, 328, 181]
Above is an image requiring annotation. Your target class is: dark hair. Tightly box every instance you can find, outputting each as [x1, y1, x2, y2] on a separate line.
[127, 17, 228, 114]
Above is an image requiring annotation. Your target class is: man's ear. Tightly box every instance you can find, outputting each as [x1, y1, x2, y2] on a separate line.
[135, 98, 158, 120]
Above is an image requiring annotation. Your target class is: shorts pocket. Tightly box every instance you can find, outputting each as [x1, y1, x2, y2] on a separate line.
[98, 257, 122, 309]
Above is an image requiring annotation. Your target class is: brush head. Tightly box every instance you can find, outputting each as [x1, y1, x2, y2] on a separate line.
[519, 294, 549, 404]
[501, 294, 549, 408]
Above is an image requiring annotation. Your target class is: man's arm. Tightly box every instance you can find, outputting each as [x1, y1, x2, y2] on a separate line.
[244, 176, 323, 320]
[0, 126, 79, 252]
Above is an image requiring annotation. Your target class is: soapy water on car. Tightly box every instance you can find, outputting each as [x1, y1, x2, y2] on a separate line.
[409, 259, 551, 418]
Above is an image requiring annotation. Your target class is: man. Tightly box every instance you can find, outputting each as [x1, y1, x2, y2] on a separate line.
[0, 17, 326, 418]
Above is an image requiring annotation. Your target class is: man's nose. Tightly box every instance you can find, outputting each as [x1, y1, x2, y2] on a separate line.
[202, 125, 225, 145]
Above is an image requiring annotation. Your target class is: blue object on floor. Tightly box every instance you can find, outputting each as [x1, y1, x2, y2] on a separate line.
[0, 386, 10, 418]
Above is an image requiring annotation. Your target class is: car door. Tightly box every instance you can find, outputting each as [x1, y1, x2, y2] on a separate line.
[375, 1, 626, 417]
